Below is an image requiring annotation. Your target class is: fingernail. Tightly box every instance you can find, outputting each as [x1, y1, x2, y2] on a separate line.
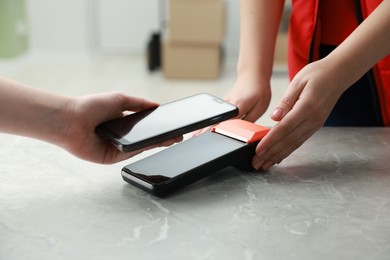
[262, 161, 274, 171]
[253, 160, 264, 170]
[271, 108, 283, 120]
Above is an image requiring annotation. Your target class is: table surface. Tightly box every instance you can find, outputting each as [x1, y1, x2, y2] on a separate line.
[1, 128, 390, 260]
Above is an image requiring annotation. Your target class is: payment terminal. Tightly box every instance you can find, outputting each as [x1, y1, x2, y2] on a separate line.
[121, 119, 270, 197]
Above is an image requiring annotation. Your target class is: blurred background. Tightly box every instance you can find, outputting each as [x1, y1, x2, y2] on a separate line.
[0, 0, 290, 127]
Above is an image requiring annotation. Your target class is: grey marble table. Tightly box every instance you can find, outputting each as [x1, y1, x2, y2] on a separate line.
[1, 128, 390, 260]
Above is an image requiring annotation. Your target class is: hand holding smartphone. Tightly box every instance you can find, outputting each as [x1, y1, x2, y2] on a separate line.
[96, 93, 238, 152]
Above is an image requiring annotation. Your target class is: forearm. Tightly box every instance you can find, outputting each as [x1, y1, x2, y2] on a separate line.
[324, 0, 390, 90]
[237, 0, 285, 82]
[0, 76, 71, 145]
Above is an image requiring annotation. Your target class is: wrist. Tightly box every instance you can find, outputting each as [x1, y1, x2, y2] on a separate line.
[236, 69, 271, 90]
[319, 56, 357, 94]
[237, 62, 272, 85]
[40, 95, 76, 148]
[21, 95, 73, 148]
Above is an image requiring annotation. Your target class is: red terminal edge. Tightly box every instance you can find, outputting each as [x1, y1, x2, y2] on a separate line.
[212, 119, 270, 144]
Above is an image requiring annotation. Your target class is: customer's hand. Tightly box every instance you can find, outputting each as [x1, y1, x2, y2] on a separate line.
[252, 59, 347, 170]
[60, 92, 182, 164]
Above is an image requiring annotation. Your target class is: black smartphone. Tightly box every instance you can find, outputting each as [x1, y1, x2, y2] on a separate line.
[95, 93, 238, 152]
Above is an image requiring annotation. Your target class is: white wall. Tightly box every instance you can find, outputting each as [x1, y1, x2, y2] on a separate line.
[26, 0, 92, 54]
[225, 0, 240, 56]
[95, 0, 159, 54]
[25, 0, 241, 56]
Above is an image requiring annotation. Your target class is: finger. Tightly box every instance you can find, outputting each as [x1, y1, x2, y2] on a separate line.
[267, 126, 315, 166]
[191, 126, 212, 137]
[225, 96, 255, 120]
[159, 136, 183, 147]
[99, 145, 139, 164]
[270, 83, 303, 122]
[117, 94, 159, 112]
[105, 142, 169, 164]
[255, 122, 315, 170]
[256, 111, 305, 156]
[243, 101, 266, 122]
[253, 97, 324, 170]
[252, 101, 310, 169]
[86, 93, 159, 125]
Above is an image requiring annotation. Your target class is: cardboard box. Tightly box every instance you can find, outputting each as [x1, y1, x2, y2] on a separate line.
[163, 41, 222, 79]
[169, 0, 225, 44]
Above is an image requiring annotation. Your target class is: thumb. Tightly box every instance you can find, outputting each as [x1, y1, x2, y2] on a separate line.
[118, 94, 159, 112]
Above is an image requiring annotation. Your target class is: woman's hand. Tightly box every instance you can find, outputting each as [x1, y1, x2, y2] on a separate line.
[252, 0, 390, 170]
[252, 59, 346, 170]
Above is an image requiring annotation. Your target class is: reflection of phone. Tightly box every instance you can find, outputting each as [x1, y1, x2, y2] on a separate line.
[95, 93, 238, 152]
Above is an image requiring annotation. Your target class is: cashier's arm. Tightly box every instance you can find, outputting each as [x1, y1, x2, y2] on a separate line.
[0, 76, 180, 164]
[252, 0, 390, 170]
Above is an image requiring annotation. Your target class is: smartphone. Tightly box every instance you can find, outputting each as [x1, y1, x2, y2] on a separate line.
[95, 93, 238, 152]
